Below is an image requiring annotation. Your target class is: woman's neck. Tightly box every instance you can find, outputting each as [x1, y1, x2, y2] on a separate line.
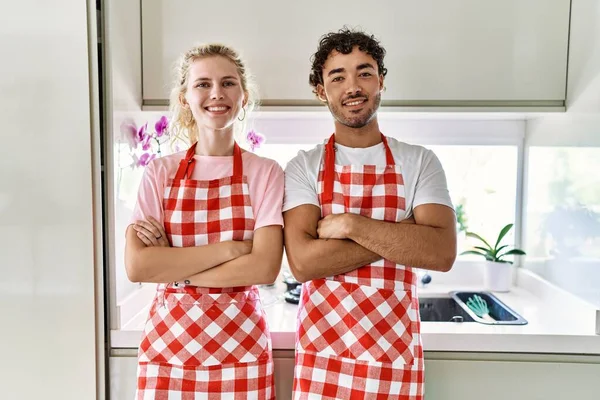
[194, 128, 235, 156]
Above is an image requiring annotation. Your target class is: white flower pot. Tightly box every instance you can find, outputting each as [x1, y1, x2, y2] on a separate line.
[484, 261, 512, 292]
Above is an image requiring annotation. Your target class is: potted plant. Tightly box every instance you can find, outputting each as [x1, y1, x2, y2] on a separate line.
[461, 223, 526, 292]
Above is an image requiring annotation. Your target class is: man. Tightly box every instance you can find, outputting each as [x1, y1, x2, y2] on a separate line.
[283, 28, 457, 399]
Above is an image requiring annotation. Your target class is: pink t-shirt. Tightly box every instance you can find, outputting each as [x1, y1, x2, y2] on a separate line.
[130, 150, 284, 230]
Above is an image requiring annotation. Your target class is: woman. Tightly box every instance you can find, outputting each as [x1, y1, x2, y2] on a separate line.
[125, 44, 284, 399]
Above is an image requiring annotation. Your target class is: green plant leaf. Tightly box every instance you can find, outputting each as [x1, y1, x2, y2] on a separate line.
[494, 223, 514, 251]
[460, 250, 489, 259]
[495, 244, 508, 255]
[465, 232, 492, 249]
[499, 249, 527, 258]
[474, 246, 493, 256]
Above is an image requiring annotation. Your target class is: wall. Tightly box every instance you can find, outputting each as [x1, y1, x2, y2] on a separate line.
[0, 1, 100, 399]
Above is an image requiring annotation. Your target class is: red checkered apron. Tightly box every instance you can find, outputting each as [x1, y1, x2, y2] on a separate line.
[292, 134, 424, 399]
[136, 142, 275, 399]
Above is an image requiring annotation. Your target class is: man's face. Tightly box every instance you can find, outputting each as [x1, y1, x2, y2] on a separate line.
[317, 47, 383, 129]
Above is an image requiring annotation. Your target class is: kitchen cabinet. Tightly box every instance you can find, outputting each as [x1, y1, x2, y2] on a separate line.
[141, 0, 570, 110]
[109, 352, 600, 399]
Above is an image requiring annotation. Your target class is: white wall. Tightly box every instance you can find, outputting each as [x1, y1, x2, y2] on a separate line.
[0, 1, 100, 399]
[523, 0, 600, 306]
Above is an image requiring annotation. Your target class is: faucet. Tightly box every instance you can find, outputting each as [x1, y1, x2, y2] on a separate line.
[416, 269, 432, 288]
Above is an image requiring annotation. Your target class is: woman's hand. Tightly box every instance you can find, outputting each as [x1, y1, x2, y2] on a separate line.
[132, 216, 170, 247]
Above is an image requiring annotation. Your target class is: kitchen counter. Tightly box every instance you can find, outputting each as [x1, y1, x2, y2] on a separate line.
[111, 267, 600, 355]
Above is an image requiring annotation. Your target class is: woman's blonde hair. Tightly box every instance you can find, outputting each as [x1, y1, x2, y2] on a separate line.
[169, 44, 258, 146]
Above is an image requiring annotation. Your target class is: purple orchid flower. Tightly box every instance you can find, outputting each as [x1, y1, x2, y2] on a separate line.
[120, 119, 138, 150]
[136, 123, 148, 143]
[141, 134, 152, 151]
[155, 116, 169, 137]
[246, 130, 265, 152]
[137, 152, 156, 167]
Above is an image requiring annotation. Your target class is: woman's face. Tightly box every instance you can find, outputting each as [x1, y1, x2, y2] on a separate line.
[183, 56, 247, 132]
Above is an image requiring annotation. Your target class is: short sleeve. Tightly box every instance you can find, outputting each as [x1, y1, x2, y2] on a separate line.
[253, 162, 285, 229]
[283, 151, 320, 212]
[412, 150, 454, 210]
[130, 160, 165, 225]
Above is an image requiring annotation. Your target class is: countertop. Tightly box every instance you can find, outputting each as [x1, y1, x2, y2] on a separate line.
[111, 267, 600, 354]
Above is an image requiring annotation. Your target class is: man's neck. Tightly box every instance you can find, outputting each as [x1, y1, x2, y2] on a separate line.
[333, 118, 382, 148]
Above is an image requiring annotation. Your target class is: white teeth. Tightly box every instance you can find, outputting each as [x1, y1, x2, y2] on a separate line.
[207, 107, 228, 112]
[345, 100, 365, 106]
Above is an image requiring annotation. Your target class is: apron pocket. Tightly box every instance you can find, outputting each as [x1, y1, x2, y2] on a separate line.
[199, 298, 270, 366]
[298, 279, 415, 366]
[138, 291, 269, 367]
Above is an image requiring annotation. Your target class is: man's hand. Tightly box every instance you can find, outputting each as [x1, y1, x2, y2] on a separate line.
[317, 213, 353, 239]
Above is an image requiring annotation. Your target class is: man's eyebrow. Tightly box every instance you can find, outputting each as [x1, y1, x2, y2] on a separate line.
[327, 67, 345, 77]
[357, 63, 376, 71]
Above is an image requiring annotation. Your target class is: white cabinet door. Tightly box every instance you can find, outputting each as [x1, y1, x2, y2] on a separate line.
[141, 0, 569, 107]
[273, 350, 295, 400]
[424, 358, 600, 400]
[110, 356, 138, 400]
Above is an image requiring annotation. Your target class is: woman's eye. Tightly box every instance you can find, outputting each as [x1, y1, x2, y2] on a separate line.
[223, 81, 236, 87]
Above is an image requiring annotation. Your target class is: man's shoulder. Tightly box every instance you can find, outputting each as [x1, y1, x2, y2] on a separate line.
[386, 136, 431, 159]
[286, 143, 325, 170]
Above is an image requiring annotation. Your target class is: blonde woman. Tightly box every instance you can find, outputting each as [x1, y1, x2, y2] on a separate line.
[125, 44, 283, 399]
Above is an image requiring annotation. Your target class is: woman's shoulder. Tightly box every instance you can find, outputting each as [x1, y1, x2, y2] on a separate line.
[143, 150, 187, 177]
[242, 151, 283, 174]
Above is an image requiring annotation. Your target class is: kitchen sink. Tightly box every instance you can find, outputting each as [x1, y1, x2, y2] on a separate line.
[419, 295, 475, 322]
[451, 291, 528, 325]
[419, 292, 528, 325]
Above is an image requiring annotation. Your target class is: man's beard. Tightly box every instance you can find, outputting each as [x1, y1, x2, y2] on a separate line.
[328, 92, 381, 128]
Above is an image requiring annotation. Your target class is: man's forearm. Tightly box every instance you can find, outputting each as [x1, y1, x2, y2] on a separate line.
[346, 215, 456, 271]
[286, 233, 381, 282]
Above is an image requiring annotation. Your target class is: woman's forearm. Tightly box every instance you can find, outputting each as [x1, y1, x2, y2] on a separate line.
[125, 226, 248, 283]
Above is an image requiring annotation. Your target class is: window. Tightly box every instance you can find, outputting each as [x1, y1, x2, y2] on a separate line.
[524, 147, 600, 307]
[430, 145, 519, 255]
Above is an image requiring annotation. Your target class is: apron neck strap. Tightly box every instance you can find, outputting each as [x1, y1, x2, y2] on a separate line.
[232, 142, 243, 177]
[380, 134, 396, 165]
[322, 133, 394, 203]
[173, 141, 243, 181]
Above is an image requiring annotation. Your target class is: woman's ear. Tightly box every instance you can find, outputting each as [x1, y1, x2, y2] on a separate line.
[179, 93, 189, 108]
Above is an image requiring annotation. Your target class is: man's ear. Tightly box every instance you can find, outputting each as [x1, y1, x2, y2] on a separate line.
[379, 75, 385, 92]
[316, 84, 327, 103]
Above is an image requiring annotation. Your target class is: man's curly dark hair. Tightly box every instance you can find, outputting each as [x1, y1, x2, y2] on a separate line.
[309, 27, 387, 96]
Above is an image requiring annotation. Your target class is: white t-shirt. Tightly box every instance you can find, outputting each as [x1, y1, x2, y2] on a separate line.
[283, 136, 454, 216]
